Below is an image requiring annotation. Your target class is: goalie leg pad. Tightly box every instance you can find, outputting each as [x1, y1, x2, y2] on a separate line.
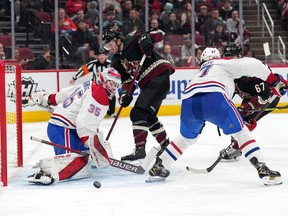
[27, 153, 92, 185]
[87, 133, 111, 168]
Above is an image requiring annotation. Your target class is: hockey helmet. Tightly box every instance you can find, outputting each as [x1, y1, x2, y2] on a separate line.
[200, 47, 221, 63]
[98, 67, 121, 99]
[102, 28, 124, 50]
[224, 43, 242, 57]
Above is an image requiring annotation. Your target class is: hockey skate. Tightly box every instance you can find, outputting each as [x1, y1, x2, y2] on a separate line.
[26, 170, 55, 185]
[121, 146, 146, 161]
[250, 157, 282, 186]
[220, 138, 242, 162]
[146, 157, 170, 183]
[220, 147, 242, 162]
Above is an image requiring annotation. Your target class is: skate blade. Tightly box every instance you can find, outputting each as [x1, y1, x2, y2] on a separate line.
[262, 176, 283, 186]
[145, 176, 167, 183]
[220, 157, 240, 162]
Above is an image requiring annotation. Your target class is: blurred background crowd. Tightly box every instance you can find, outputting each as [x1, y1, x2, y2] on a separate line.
[0, 0, 287, 69]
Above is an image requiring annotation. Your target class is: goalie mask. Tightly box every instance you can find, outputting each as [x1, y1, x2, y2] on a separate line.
[98, 67, 121, 99]
[200, 47, 221, 64]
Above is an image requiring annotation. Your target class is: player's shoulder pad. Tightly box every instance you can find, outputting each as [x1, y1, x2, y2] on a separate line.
[91, 82, 109, 106]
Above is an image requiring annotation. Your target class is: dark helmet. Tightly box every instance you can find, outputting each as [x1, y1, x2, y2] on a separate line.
[102, 28, 123, 46]
[97, 48, 106, 55]
[224, 43, 242, 57]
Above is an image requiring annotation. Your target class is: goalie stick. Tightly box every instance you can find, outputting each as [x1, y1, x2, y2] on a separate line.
[186, 94, 278, 174]
[30, 136, 145, 175]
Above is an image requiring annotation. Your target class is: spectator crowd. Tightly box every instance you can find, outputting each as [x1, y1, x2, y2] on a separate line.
[0, 0, 286, 69]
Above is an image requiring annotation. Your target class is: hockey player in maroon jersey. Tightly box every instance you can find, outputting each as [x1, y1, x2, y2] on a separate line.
[220, 43, 284, 161]
[102, 28, 175, 161]
[26, 68, 121, 185]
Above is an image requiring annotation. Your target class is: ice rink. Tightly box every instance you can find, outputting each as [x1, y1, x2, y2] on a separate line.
[1, 114, 288, 216]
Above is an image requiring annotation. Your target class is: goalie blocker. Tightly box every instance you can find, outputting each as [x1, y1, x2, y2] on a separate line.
[27, 133, 112, 185]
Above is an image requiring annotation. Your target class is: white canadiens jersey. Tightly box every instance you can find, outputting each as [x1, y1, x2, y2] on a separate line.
[49, 81, 109, 140]
[183, 57, 273, 100]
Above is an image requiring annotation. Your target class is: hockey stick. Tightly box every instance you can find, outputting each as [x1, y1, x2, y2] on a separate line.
[30, 136, 145, 174]
[186, 142, 234, 173]
[186, 94, 278, 174]
[244, 104, 288, 112]
[105, 54, 146, 142]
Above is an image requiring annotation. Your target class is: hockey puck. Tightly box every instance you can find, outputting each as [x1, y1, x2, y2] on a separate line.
[93, 181, 101, 188]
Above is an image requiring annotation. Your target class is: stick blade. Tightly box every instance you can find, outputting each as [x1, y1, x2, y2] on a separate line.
[186, 166, 209, 173]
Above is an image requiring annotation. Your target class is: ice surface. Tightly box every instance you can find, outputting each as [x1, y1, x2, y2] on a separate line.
[1, 114, 288, 216]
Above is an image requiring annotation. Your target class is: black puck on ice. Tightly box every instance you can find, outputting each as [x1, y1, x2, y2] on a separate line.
[93, 181, 101, 188]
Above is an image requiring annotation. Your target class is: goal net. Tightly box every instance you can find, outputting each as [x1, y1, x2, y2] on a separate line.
[0, 60, 23, 186]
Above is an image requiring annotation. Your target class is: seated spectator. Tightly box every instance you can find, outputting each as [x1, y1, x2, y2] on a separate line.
[102, 0, 122, 16]
[65, 0, 85, 18]
[226, 9, 245, 40]
[186, 47, 203, 66]
[181, 34, 198, 64]
[31, 47, 55, 69]
[51, 8, 77, 59]
[71, 19, 94, 64]
[150, 0, 161, 15]
[160, 2, 173, 26]
[207, 23, 229, 47]
[88, 37, 100, 61]
[103, 11, 123, 31]
[180, 3, 192, 27]
[149, 10, 164, 30]
[150, 18, 164, 52]
[217, 46, 224, 57]
[72, 9, 94, 30]
[244, 50, 255, 58]
[15, 47, 30, 70]
[164, 11, 182, 35]
[197, 5, 210, 35]
[85, 1, 99, 27]
[0, 43, 7, 60]
[161, 44, 176, 65]
[122, 8, 145, 36]
[204, 9, 224, 41]
[219, 0, 234, 21]
[122, 0, 133, 22]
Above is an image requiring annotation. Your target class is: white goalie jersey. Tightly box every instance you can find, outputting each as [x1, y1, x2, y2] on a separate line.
[48, 80, 109, 142]
[184, 57, 275, 100]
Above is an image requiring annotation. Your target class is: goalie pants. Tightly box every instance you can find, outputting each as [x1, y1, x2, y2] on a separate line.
[47, 123, 88, 155]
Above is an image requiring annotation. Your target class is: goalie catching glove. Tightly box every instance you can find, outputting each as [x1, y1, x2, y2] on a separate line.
[28, 90, 51, 108]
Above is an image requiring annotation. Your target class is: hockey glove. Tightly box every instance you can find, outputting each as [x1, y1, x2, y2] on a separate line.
[119, 93, 133, 107]
[138, 33, 154, 57]
[29, 90, 51, 108]
[245, 119, 257, 131]
[118, 82, 135, 107]
[149, 28, 165, 43]
[269, 74, 288, 97]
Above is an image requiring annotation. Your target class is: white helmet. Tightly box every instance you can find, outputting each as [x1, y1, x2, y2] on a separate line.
[98, 67, 121, 99]
[200, 47, 221, 63]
